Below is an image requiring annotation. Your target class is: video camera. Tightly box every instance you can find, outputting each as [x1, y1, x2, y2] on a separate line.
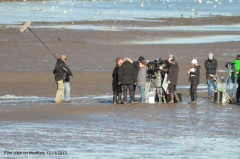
[146, 58, 168, 80]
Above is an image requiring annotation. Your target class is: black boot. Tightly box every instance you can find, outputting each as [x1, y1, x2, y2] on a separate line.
[174, 92, 179, 102]
[118, 92, 122, 104]
[113, 94, 117, 104]
[188, 94, 193, 104]
[192, 94, 197, 104]
[167, 93, 174, 104]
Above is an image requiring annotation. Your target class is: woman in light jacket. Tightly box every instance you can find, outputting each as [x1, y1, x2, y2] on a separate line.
[137, 60, 147, 103]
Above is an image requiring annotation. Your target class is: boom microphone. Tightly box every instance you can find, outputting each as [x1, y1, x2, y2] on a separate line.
[20, 21, 57, 60]
[20, 21, 31, 32]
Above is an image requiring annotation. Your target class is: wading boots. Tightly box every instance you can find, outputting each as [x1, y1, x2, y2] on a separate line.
[168, 93, 174, 104]
[117, 93, 122, 104]
[113, 94, 117, 104]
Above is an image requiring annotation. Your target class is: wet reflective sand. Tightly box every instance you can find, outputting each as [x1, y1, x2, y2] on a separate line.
[0, 96, 239, 158]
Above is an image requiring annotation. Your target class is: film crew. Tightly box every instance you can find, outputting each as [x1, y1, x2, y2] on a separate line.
[137, 60, 148, 103]
[205, 53, 218, 98]
[236, 70, 240, 103]
[230, 54, 240, 98]
[112, 58, 123, 104]
[167, 58, 180, 103]
[61, 61, 72, 103]
[53, 55, 73, 104]
[133, 56, 145, 98]
[159, 54, 174, 73]
[188, 59, 201, 104]
[118, 57, 137, 105]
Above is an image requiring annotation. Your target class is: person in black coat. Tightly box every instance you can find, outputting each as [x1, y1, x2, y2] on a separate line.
[118, 57, 137, 105]
[188, 59, 201, 104]
[167, 58, 179, 103]
[53, 55, 73, 104]
[204, 53, 218, 98]
[112, 58, 123, 104]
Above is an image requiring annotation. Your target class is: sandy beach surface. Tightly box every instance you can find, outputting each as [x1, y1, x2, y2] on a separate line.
[1, 17, 240, 158]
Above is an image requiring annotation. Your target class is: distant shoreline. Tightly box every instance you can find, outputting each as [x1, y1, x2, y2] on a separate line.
[1, 15, 240, 28]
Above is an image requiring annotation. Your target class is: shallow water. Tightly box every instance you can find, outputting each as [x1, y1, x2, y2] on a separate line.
[1, 0, 240, 25]
[26, 24, 240, 31]
[0, 97, 239, 158]
[121, 35, 240, 45]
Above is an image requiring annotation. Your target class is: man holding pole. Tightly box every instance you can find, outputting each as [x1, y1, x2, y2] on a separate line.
[53, 55, 73, 104]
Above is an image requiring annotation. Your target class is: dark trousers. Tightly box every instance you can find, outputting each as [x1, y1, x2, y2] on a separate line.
[168, 84, 176, 93]
[122, 84, 135, 102]
[189, 82, 198, 94]
[113, 90, 121, 96]
[236, 83, 240, 101]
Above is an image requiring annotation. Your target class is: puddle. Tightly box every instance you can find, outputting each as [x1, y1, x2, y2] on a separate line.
[121, 35, 240, 45]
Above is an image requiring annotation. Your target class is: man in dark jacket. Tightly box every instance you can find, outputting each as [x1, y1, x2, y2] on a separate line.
[53, 55, 73, 104]
[205, 53, 218, 98]
[167, 58, 179, 103]
[118, 57, 137, 105]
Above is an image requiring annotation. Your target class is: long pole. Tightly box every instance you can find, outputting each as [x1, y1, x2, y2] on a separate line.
[27, 27, 57, 60]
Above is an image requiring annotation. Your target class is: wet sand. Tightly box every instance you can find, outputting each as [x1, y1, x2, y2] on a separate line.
[1, 19, 240, 157]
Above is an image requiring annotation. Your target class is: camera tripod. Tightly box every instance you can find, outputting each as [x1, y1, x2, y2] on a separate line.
[140, 70, 166, 103]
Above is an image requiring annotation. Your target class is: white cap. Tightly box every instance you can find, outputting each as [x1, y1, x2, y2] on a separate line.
[169, 54, 174, 58]
[209, 53, 213, 58]
[191, 59, 197, 64]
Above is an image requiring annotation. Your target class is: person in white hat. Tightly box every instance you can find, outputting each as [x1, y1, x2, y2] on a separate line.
[204, 53, 217, 98]
[188, 59, 201, 104]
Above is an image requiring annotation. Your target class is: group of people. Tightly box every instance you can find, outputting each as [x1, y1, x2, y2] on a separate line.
[111, 52, 239, 104]
[51, 53, 240, 104]
[112, 55, 182, 104]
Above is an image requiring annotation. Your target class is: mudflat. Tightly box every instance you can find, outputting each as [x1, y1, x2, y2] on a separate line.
[0, 18, 240, 158]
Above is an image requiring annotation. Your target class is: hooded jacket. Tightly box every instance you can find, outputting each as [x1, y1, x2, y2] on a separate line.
[167, 62, 179, 85]
[118, 58, 137, 85]
[232, 59, 240, 78]
[189, 65, 201, 84]
[205, 58, 217, 75]
[53, 59, 73, 81]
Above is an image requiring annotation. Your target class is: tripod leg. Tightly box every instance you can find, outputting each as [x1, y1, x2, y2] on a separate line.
[162, 88, 166, 103]
[157, 88, 162, 103]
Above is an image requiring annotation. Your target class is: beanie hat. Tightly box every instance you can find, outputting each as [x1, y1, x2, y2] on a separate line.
[191, 59, 197, 64]
[61, 55, 67, 61]
[138, 56, 145, 61]
[209, 53, 213, 58]
[169, 54, 174, 58]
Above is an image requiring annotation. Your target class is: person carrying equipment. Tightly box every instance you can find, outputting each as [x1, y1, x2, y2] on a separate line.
[53, 55, 73, 104]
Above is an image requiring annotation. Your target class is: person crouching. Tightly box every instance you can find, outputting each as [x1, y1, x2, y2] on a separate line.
[112, 58, 123, 104]
[118, 57, 137, 105]
[188, 59, 201, 104]
[137, 60, 147, 103]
